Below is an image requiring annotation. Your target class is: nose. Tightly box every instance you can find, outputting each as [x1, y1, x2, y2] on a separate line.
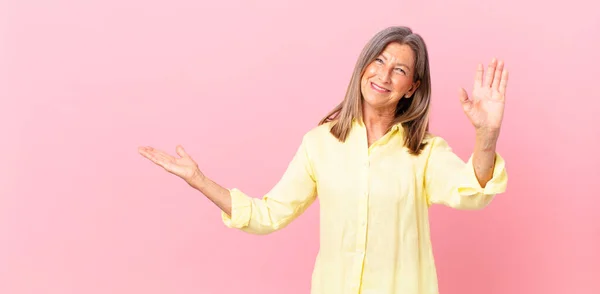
[377, 66, 392, 83]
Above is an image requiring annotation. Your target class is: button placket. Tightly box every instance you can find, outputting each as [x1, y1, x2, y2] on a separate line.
[352, 150, 370, 294]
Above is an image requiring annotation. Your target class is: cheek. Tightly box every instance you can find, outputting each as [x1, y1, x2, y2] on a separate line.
[361, 69, 373, 85]
[361, 67, 377, 87]
[360, 76, 367, 92]
[391, 76, 413, 93]
[363, 64, 378, 78]
[369, 66, 379, 77]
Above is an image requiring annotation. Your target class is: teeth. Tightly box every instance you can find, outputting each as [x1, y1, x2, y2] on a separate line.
[372, 83, 387, 91]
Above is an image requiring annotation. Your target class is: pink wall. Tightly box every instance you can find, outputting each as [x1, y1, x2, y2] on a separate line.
[2, 0, 598, 293]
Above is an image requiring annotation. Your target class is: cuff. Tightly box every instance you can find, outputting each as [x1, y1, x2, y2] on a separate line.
[221, 188, 252, 229]
[458, 153, 508, 196]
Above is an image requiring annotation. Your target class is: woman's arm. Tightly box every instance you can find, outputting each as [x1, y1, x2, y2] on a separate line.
[424, 58, 509, 209]
[472, 128, 501, 188]
[424, 135, 507, 210]
[215, 135, 318, 234]
[139, 134, 318, 235]
[188, 173, 233, 216]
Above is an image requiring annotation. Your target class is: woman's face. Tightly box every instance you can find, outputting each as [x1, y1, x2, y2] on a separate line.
[360, 42, 420, 112]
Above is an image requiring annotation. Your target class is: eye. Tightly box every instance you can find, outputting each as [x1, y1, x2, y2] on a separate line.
[394, 67, 406, 75]
[375, 58, 384, 64]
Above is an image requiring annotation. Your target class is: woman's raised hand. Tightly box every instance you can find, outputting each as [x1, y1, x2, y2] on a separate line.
[459, 57, 508, 135]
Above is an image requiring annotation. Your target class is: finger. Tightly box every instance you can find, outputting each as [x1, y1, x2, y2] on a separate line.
[138, 146, 154, 157]
[458, 88, 472, 111]
[138, 148, 166, 167]
[492, 60, 504, 90]
[499, 69, 509, 95]
[484, 57, 497, 87]
[144, 147, 176, 163]
[176, 145, 189, 158]
[458, 87, 469, 102]
[474, 63, 484, 88]
[139, 147, 173, 165]
[149, 147, 172, 158]
[154, 151, 174, 164]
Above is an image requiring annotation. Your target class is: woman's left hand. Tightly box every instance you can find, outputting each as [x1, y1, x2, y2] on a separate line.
[459, 58, 508, 138]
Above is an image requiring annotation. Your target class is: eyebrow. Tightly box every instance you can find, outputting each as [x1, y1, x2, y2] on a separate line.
[380, 53, 412, 71]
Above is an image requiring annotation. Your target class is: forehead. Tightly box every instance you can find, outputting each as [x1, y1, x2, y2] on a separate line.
[379, 42, 415, 66]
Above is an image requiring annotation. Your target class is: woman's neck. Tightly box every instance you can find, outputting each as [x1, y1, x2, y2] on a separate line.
[362, 106, 395, 146]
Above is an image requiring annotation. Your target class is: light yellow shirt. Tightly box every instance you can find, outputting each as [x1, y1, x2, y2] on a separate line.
[221, 120, 507, 294]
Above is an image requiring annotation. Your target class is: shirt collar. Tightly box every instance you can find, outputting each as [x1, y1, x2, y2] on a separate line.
[354, 118, 403, 132]
[353, 118, 404, 140]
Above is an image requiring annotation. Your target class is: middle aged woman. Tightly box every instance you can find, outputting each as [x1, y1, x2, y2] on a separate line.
[138, 26, 509, 294]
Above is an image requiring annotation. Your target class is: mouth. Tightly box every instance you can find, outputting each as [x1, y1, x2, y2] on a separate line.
[370, 82, 390, 93]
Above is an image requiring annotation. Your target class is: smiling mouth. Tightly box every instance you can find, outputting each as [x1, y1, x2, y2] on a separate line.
[370, 82, 390, 93]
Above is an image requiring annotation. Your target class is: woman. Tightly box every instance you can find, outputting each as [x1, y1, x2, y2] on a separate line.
[138, 26, 508, 294]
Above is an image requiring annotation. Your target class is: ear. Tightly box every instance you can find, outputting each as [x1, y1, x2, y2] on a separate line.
[404, 80, 421, 98]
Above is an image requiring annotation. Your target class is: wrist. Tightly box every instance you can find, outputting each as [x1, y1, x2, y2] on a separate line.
[187, 169, 207, 190]
[475, 128, 499, 152]
[475, 126, 499, 137]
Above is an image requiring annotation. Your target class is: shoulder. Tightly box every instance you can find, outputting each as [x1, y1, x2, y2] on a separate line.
[418, 132, 453, 157]
[294, 122, 340, 159]
[301, 121, 336, 144]
[422, 132, 446, 145]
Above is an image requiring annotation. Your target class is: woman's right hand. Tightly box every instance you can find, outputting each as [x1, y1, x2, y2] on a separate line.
[138, 145, 204, 186]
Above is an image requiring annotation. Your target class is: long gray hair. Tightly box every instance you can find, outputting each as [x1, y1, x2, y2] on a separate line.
[319, 26, 432, 155]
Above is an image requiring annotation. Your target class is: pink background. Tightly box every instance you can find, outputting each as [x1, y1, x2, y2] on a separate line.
[2, 0, 599, 293]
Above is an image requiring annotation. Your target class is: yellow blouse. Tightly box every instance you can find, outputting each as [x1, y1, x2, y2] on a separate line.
[221, 120, 507, 294]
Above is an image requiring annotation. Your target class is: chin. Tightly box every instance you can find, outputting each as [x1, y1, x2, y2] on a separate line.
[362, 94, 385, 108]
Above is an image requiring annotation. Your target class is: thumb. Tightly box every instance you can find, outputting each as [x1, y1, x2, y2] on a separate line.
[458, 88, 472, 111]
[176, 145, 189, 158]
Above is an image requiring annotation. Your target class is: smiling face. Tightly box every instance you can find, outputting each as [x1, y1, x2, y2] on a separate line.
[360, 42, 421, 113]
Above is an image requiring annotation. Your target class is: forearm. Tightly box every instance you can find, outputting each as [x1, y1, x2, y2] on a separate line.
[472, 128, 500, 188]
[188, 173, 233, 216]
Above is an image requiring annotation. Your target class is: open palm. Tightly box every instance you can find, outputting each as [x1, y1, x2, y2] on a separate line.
[459, 58, 508, 131]
[138, 145, 202, 185]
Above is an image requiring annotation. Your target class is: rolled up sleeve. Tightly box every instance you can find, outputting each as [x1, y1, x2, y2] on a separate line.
[221, 188, 253, 229]
[425, 136, 508, 210]
[220, 134, 318, 234]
